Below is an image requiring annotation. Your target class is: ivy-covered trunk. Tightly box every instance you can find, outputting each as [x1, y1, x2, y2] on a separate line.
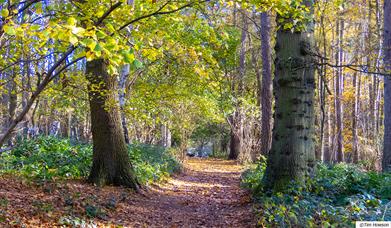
[263, 2, 316, 190]
[86, 59, 139, 189]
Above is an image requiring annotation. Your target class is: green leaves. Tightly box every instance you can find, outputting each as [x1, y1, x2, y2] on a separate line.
[123, 50, 135, 64]
[81, 38, 97, 50]
[69, 35, 78, 45]
[30, 24, 41, 31]
[3, 25, 15, 35]
[0, 136, 180, 184]
[1, 8, 9, 18]
[133, 59, 143, 69]
[243, 162, 391, 226]
[67, 17, 77, 26]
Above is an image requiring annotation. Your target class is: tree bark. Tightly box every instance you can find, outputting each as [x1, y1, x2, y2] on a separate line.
[319, 8, 328, 162]
[229, 10, 247, 160]
[352, 72, 361, 163]
[160, 124, 171, 148]
[335, 16, 344, 163]
[119, 64, 130, 144]
[323, 106, 331, 163]
[7, 74, 17, 145]
[259, 12, 273, 155]
[228, 120, 241, 159]
[383, 0, 391, 172]
[263, 0, 316, 190]
[86, 59, 139, 188]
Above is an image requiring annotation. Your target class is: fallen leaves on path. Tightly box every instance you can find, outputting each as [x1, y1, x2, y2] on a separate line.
[0, 158, 255, 227]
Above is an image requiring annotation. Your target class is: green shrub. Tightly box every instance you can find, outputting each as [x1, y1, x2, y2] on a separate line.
[242, 161, 391, 227]
[128, 143, 181, 184]
[0, 136, 180, 184]
[0, 136, 92, 181]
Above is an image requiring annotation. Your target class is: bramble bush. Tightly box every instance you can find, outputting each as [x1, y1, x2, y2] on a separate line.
[242, 159, 391, 227]
[0, 136, 181, 184]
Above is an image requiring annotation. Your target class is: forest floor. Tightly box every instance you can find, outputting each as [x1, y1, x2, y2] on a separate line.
[0, 158, 255, 227]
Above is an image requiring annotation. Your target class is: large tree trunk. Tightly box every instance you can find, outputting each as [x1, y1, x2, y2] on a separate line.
[263, 1, 316, 190]
[86, 59, 139, 189]
[259, 12, 273, 155]
[383, 0, 391, 172]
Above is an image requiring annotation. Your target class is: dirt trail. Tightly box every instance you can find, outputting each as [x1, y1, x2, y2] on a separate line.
[0, 158, 255, 227]
[127, 158, 255, 227]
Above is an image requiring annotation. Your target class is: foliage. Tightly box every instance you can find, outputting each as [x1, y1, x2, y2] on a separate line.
[242, 161, 391, 227]
[0, 137, 92, 181]
[128, 143, 181, 184]
[0, 136, 180, 184]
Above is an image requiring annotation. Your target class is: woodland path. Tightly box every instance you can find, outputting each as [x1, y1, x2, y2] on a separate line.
[128, 158, 256, 227]
[0, 158, 255, 227]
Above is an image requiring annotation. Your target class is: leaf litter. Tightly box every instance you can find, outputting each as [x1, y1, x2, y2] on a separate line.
[0, 158, 255, 227]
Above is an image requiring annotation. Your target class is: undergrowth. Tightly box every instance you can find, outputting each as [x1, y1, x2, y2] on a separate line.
[0, 136, 181, 184]
[242, 158, 391, 227]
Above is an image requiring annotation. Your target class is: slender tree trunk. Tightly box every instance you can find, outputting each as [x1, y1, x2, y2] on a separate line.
[259, 12, 273, 155]
[160, 124, 171, 148]
[22, 60, 32, 139]
[374, 0, 383, 154]
[119, 65, 130, 144]
[249, 26, 262, 162]
[323, 106, 331, 162]
[117, 0, 135, 144]
[382, 0, 391, 172]
[319, 8, 329, 162]
[369, 1, 379, 141]
[263, 0, 316, 190]
[7, 75, 17, 145]
[335, 16, 344, 162]
[86, 59, 139, 189]
[229, 10, 247, 160]
[353, 72, 361, 163]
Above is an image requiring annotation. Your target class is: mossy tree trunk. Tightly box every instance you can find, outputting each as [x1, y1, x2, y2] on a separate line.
[86, 59, 139, 189]
[263, 1, 316, 191]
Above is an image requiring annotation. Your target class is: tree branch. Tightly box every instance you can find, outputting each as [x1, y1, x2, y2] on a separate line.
[117, 1, 202, 32]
